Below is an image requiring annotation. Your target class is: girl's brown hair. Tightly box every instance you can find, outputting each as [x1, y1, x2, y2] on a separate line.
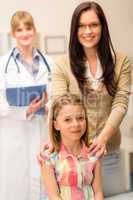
[49, 93, 89, 152]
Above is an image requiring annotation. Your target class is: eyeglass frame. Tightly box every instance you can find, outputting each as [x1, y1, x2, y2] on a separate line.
[78, 22, 101, 32]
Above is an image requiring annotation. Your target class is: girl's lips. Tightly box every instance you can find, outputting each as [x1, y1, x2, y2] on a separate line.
[71, 130, 82, 134]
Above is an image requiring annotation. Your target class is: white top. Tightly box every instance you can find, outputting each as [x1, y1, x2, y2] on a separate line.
[86, 57, 103, 90]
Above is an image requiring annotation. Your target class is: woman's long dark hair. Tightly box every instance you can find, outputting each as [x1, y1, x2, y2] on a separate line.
[69, 1, 116, 96]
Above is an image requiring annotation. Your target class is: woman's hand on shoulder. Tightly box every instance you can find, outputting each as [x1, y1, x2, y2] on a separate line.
[88, 136, 107, 158]
[37, 141, 54, 167]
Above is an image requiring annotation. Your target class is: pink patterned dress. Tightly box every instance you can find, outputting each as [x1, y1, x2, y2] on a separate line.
[42, 142, 97, 200]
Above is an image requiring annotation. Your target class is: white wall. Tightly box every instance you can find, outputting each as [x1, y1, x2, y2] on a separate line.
[0, 0, 78, 32]
[81, 0, 133, 60]
[0, 0, 133, 59]
[0, 0, 82, 54]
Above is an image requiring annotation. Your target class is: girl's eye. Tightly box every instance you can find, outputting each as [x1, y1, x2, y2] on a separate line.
[77, 115, 85, 121]
[64, 118, 71, 122]
[78, 117, 83, 120]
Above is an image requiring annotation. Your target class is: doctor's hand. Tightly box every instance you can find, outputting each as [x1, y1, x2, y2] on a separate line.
[41, 91, 49, 114]
[26, 97, 42, 117]
[26, 91, 48, 117]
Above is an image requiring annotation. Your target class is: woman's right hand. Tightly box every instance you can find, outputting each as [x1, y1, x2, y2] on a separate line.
[37, 141, 54, 167]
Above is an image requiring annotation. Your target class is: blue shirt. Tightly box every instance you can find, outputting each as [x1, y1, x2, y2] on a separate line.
[13, 47, 40, 78]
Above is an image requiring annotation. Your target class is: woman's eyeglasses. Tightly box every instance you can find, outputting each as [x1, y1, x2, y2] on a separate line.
[78, 22, 101, 32]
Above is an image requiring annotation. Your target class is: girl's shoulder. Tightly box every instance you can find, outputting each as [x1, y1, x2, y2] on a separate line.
[81, 143, 98, 163]
[88, 155, 98, 162]
[43, 150, 59, 162]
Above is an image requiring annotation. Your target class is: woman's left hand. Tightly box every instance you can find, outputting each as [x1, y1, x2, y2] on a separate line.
[88, 136, 107, 158]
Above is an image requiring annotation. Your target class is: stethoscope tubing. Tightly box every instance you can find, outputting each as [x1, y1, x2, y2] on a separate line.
[4, 48, 51, 74]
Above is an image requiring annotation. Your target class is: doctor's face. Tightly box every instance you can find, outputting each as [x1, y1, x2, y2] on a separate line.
[12, 21, 36, 48]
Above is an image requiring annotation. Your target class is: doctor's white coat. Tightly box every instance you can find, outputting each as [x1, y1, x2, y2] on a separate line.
[0, 50, 53, 200]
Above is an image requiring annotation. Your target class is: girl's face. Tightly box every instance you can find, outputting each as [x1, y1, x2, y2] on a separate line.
[54, 104, 86, 143]
[77, 9, 102, 52]
[12, 21, 36, 48]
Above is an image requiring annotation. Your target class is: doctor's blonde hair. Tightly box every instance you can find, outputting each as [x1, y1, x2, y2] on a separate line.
[11, 10, 36, 33]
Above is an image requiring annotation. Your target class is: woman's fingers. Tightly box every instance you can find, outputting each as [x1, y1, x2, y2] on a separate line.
[37, 143, 49, 166]
[36, 154, 44, 167]
[37, 141, 54, 167]
[95, 146, 107, 158]
[88, 137, 107, 158]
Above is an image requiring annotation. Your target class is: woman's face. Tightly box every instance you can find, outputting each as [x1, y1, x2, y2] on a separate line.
[12, 21, 36, 48]
[77, 9, 102, 52]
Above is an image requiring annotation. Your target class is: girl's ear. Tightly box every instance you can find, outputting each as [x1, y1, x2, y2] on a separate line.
[54, 120, 60, 131]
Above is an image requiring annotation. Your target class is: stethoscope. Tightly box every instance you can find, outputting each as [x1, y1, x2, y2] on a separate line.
[4, 47, 51, 77]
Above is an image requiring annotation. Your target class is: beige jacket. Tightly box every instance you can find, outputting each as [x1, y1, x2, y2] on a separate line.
[51, 52, 131, 152]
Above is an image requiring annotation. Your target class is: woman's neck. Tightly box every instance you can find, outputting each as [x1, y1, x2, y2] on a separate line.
[84, 48, 98, 77]
[84, 47, 97, 60]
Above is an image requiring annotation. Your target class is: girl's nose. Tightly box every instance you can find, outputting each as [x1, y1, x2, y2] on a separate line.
[72, 119, 79, 127]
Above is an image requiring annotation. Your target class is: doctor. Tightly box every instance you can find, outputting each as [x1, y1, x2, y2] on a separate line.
[0, 11, 53, 200]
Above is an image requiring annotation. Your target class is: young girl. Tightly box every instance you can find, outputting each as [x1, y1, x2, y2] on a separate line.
[40, 94, 103, 200]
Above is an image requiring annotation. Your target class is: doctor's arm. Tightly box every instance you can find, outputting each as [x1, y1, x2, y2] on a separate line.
[0, 66, 10, 117]
[0, 69, 34, 120]
[26, 91, 48, 118]
[27, 56, 54, 117]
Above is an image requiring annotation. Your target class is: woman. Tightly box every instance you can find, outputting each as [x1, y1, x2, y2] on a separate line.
[47, 1, 131, 197]
[0, 11, 53, 200]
